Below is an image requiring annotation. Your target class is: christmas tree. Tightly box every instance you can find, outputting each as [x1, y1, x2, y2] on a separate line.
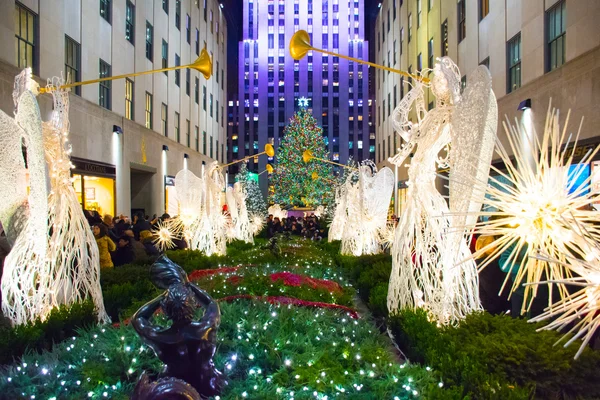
[236, 161, 267, 217]
[270, 107, 333, 207]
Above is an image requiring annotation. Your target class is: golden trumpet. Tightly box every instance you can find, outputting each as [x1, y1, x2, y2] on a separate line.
[258, 164, 274, 176]
[290, 30, 429, 83]
[311, 172, 337, 184]
[40, 48, 213, 94]
[221, 144, 275, 169]
[302, 149, 357, 170]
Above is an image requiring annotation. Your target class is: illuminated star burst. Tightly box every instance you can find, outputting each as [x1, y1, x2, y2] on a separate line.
[250, 214, 264, 236]
[152, 220, 177, 252]
[473, 107, 600, 314]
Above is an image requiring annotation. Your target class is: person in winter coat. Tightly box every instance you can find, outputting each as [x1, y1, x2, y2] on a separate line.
[93, 223, 116, 268]
[112, 235, 135, 267]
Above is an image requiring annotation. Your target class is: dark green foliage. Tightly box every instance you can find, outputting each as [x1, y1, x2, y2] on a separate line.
[389, 309, 600, 399]
[0, 301, 97, 365]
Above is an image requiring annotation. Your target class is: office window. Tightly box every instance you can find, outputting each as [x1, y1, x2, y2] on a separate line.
[186, 120, 190, 147]
[161, 103, 168, 136]
[162, 40, 168, 73]
[210, 10, 213, 33]
[15, 3, 38, 73]
[480, 0, 489, 21]
[195, 77, 199, 103]
[216, 140, 219, 161]
[507, 33, 521, 93]
[125, 1, 134, 44]
[175, 112, 180, 142]
[186, 69, 190, 95]
[64, 36, 81, 95]
[210, 136, 213, 158]
[175, 54, 180, 86]
[216, 100, 219, 123]
[186, 14, 191, 43]
[99, 59, 111, 110]
[428, 38, 434, 69]
[458, 0, 466, 42]
[216, 62, 220, 84]
[203, 131, 207, 154]
[417, 0, 422, 28]
[209, 94, 213, 117]
[195, 126, 199, 151]
[547, 0, 566, 72]
[125, 78, 134, 120]
[145, 92, 153, 129]
[195, 28, 200, 55]
[100, 0, 111, 23]
[203, 0, 207, 21]
[203, 86, 206, 110]
[145, 22, 153, 61]
[408, 14, 412, 42]
[175, 0, 181, 29]
[429, 0, 434, 11]
[441, 19, 449, 56]
[417, 53, 422, 71]
[393, 0, 397, 20]
[162, 0, 168, 14]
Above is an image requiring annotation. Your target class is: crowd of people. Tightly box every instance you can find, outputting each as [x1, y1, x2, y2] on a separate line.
[266, 214, 325, 241]
[84, 210, 183, 268]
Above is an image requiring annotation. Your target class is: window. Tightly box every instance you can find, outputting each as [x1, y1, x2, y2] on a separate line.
[162, 0, 168, 14]
[175, 112, 180, 142]
[216, 100, 219, 123]
[547, 1, 566, 72]
[417, 53, 422, 71]
[203, 86, 206, 110]
[161, 103, 168, 136]
[175, 0, 181, 30]
[186, 120, 190, 147]
[210, 136, 213, 158]
[209, 94, 213, 117]
[216, 140, 219, 160]
[417, 0, 422, 28]
[162, 40, 168, 73]
[125, 79, 134, 120]
[15, 3, 38, 73]
[64, 36, 80, 95]
[210, 10, 213, 33]
[195, 77, 199, 103]
[429, 0, 434, 11]
[195, 29, 200, 55]
[507, 33, 521, 93]
[203, 0, 207, 21]
[100, 0, 111, 23]
[408, 14, 412, 42]
[216, 62, 220, 84]
[203, 131, 207, 154]
[145, 22, 153, 61]
[441, 19, 449, 56]
[480, 57, 490, 69]
[99, 59, 111, 110]
[186, 14, 191, 43]
[428, 38, 434, 69]
[125, 1, 134, 44]
[186, 69, 190, 95]
[479, 0, 489, 21]
[145, 92, 153, 129]
[458, 0, 466, 42]
[175, 54, 180, 86]
[195, 126, 199, 151]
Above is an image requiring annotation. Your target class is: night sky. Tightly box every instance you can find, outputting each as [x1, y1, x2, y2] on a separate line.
[220, 0, 381, 96]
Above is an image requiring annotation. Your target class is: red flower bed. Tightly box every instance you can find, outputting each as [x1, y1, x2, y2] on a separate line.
[218, 295, 359, 319]
[188, 266, 241, 281]
[270, 272, 342, 293]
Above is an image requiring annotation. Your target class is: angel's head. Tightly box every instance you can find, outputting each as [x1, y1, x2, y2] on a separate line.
[431, 57, 462, 105]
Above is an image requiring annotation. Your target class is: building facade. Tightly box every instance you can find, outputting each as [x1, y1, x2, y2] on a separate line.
[0, 0, 227, 218]
[227, 0, 373, 193]
[374, 0, 600, 211]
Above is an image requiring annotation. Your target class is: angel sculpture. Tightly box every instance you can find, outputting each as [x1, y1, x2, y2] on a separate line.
[196, 161, 227, 256]
[232, 182, 253, 243]
[387, 57, 497, 324]
[173, 168, 204, 249]
[328, 181, 349, 242]
[1, 70, 108, 325]
[340, 161, 394, 256]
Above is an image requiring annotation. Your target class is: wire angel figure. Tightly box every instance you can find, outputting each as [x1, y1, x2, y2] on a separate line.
[340, 161, 394, 256]
[387, 57, 497, 324]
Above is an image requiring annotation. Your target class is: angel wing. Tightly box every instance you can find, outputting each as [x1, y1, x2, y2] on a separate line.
[174, 169, 204, 218]
[361, 166, 394, 230]
[449, 65, 498, 232]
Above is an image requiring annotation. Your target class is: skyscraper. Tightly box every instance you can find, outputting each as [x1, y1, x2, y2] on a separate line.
[227, 0, 372, 193]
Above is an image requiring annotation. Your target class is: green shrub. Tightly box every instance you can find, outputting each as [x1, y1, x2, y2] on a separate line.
[367, 282, 389, 319]
[0, 301, 97, 365]
[389, 309, 600, 399]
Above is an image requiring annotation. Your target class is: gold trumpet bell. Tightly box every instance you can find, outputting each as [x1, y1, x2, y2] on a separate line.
[266, 164, 274, 174]
[265, 144, 275, 157]
[290, 30, 312, 60]
[303, 150, 314, 163]
[192, 48, 213, 79]
[311, 171, 318, 180]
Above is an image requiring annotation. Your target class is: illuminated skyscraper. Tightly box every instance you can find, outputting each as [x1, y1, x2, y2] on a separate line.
[227, 0, 372, 192]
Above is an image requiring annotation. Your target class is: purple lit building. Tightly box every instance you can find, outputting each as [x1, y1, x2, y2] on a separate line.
[227, 0, 372, 193]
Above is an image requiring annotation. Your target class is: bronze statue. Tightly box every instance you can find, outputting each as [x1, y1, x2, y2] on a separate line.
[132, 255, 227, 398]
